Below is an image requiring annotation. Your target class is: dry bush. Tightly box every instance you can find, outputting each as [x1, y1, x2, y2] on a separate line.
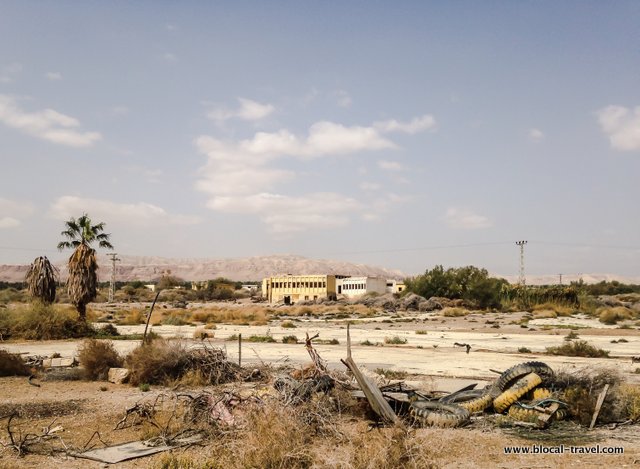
[384, 336, 408, 345]
[234, 403, 314, 468]
[532, 302, 575, 317]
[551, 368, 622, 425]
[546, 340, 609, 358]
[0, 349, 30, 376]
[78, 339, 124, 380]
[441, 307, 469, 317]
[126, 340, 241, 386]
[188, 306, 269, 325]
[617, 384, 640, 421]
[193, 327, 215, 340]
[532, 309, 557, 319]
[117, 309, 146, 325]
[329, 423, 437, 469]
[6, 303, 94, 340]
[598, 306, 634, 325]
[162, 311, 191, 326]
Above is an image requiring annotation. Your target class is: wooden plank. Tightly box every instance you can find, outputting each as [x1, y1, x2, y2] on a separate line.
[341, 324, 398, 424]
[589, 384, 610, 430]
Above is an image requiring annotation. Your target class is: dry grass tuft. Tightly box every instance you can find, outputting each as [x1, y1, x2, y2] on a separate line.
[0, 349, 30, 377]
[441, 307, 469, 317]
[77, 339, 124, 380]
[532, 302, 575, 317]
[598, 306, 634, 325]
[2, 303, 94, 340]
[546, 340, 609, 358]
[617, 384, 640, 422]
[117, 309, 146, 325]
[532, 309, 557, 319]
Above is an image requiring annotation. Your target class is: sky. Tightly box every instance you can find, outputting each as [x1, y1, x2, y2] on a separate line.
[1, 1, 639, 279]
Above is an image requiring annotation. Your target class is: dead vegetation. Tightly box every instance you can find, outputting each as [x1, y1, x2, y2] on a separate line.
[125, 340, 243, 387]
[0, 350, 30, 377]
[77, 339, 123, 380]
[546, 340, 610, 358]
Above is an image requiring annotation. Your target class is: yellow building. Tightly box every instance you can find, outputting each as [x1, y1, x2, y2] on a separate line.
[262, 274, 343, 304]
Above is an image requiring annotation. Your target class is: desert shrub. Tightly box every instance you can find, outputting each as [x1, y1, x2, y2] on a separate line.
[441, 307, 468, 317]
[532, 309, 557, 319]
[281, 320, 296, 328]
[384, 336, 408, 345]
[282, 335, 299, 344]
[0, 349, 30, 376]
[162, 312, 191, 326]
[118, 309, 146, 325]
[78, 339, 123, 380]
[406, 265, 506, 309]
[247, 334, 276, 343]
[598, 306, 634, 325]
[126, 340, 240, 386]
[618, 384, 640, 421]
[532, 302, 575, 317]
[7, 303, 95, 340]
[546, 340, 609, 358]
[190, 310, 217, 323]
[360, 339, 375, 346]
[315, 338, 339, 345]
[564, 330, 580, 341]
[193, 327, 215, 340]
[518, 347, 532, 353]
[235, 404, 314, 468]
[415, 330, 427, 335]
[375, 368, 408, 379]
[95, 323, 120, 337]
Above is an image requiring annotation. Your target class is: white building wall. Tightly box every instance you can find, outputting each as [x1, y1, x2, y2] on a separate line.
[339, 276, 386, 298]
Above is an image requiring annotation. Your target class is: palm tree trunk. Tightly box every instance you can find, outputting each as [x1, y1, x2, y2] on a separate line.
[76, 302, 87, 322]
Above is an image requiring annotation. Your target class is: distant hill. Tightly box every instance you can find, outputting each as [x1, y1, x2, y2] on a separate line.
[0, 254, 406, 283]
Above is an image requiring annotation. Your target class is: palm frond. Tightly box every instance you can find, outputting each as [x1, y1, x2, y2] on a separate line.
[25, 256, 58, 304]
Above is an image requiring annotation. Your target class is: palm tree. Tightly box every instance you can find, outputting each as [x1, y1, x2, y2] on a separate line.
[25, 256, 58, 304]
[58, 214, 113, 321]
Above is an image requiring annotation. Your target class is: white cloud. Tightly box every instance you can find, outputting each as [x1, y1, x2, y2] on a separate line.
[0, 197, 35, 228]
[528, 128, 544, 142]
[374, 114, 436, 134]
[207, 98, 275, 122]
[378, 160, 405, 171]
[359, 182, 381, 191]
[445, 207, 492, 230]
[0, 217, 20, 228]
[596, 105, 640, 151]
[0, 95, 102, 147]
[0, 63, 22, 83]
[164, 53, 177, 61]
[208, 192, 361, 234]
[195, 114, 429, 233]
[334, 89, 352, 108]
[45, 72, 62, 81]
[48, 196, 201, 227]
[166, 24, 177, 31]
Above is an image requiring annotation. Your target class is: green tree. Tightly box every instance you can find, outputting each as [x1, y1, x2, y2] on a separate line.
[58, 214, 113, 321]
[24, 256, 58, 304]
[406, 265, 507, 309]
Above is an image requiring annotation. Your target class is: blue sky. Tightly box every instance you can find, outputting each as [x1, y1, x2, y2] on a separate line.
[1, 1, 639, 279]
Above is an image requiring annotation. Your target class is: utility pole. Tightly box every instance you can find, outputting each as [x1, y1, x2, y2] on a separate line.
[558, 273, 563, 285]
[516, 241, 527, 285]
[107, 253, 121, 303]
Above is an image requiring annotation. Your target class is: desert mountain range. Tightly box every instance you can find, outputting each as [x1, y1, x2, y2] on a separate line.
[1, 254, 637, 285]
[0, 254, 406, 283]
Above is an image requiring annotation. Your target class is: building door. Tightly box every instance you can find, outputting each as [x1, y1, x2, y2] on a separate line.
[338, 285, 342, 294]
[284, 296, 291, 305]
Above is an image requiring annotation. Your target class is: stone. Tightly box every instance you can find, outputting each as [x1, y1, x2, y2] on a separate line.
[108, 367, 130, 384]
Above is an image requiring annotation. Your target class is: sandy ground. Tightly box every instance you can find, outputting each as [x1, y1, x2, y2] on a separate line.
[1, 309, 639, 468]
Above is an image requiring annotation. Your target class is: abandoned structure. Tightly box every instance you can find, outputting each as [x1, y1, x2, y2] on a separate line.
[337, 276, 387, 298]
[262, 274, 404, 304]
